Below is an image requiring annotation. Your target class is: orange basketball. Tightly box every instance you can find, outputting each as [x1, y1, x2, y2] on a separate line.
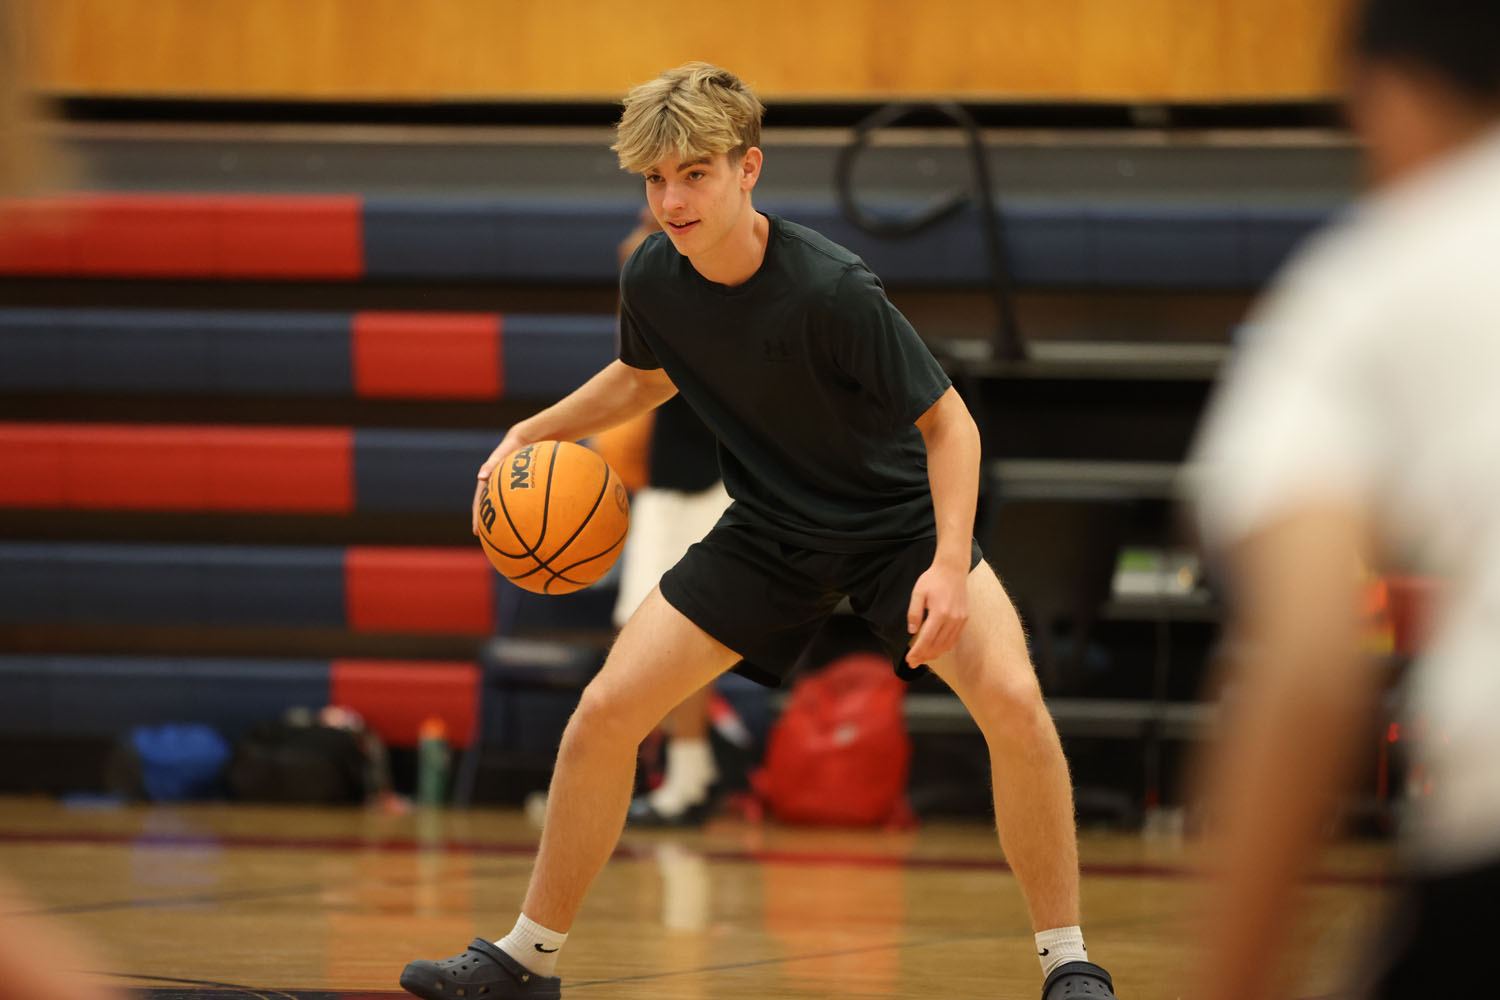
[477, 440, 630, 595]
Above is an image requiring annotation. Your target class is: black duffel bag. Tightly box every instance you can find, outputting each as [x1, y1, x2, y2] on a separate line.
[227, 722, 369, 804]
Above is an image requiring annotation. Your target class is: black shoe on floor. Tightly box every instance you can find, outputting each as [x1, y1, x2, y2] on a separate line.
[399, 937, 561, 1000]
[1042, 960, 1116, 999]
[626, 793, 711, 828]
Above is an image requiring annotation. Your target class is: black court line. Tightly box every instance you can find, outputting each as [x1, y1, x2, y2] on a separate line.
[39, 882, 328, 917]
[22, 863, 533, 918]
[0, 828, 1390, 888]
[116, 970, 307, 998]
[125, 975, 407, 1000]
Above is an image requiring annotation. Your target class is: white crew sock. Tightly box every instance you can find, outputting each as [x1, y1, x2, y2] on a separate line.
[495, 913, 568, 977]
[647, 738, 717, 815]
[1035, 925, 1088, 978]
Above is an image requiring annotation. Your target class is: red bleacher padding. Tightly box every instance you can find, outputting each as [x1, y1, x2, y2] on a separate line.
[0, 195, 363, 279]
[344, 546, 495, 635]
[0, 424, 353, 512]
[352, 312, 502, 399]
[330, 659, 480, 748]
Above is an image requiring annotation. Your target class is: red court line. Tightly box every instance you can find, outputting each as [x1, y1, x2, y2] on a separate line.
[0, 423, 353, 512]
[352, 312, 502, 399]
[0, 830, 1387, 887]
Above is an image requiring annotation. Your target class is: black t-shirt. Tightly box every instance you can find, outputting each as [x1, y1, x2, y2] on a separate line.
[619, 213, 951, 551]
[649, 394, 720, 493]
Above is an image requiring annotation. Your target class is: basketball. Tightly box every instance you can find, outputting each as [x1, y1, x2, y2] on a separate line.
[477, 440, 630, 594]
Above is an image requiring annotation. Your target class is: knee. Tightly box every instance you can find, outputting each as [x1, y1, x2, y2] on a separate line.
[559, 683, 653, 759]
[968, 669, 1050, 747]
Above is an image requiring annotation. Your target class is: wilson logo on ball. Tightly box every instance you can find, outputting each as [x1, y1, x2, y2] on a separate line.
[510, 444, 536, 489]
[477, 441, 630, 596]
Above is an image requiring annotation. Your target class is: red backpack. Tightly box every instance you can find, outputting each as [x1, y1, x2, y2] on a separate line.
[751, 652, 914, 827]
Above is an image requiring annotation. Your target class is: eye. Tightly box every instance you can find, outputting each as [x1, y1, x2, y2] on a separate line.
[688, 170, 706, 180]
[645, 174, 663, 184]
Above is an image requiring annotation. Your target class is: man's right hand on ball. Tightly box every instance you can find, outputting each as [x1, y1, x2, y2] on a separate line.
[473, 432, 530, 535]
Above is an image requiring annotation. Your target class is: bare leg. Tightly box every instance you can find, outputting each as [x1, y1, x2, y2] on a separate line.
[928, 561, 1081, 931]
[521, 587, 739, 930]
[664, 685, 711, 740]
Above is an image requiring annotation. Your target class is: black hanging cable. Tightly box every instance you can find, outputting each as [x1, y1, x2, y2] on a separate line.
[834, 101, 1025, 361]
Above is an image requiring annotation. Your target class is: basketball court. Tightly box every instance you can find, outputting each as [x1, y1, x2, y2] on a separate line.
[1, 796, 1389, 999]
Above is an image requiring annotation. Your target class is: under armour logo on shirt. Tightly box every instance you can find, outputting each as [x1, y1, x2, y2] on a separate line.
[762, 337, 793, 363]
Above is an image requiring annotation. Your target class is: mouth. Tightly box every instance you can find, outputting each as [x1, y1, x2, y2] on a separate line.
[665, 220, 700, 235]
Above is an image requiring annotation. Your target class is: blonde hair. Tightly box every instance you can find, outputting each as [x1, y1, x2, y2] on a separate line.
[613, 62, 765, 174]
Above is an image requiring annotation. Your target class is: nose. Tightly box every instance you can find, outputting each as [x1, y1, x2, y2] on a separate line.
[661, 180, 687, 214]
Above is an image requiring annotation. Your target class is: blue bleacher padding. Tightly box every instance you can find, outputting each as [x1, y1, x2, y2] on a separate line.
[0, 543, 345, 626]
[0, 310, 64, 388]
[363, 199, 637, 281]
[359, 197, 1337, 288]
[0, 309, 351, 394]
[0, 655, 330, 739]
[504, 314, 618, 397]
[353, 429, 498, 512]
[1240, 205, 1336, 282]
[786, 201, 1333, 287]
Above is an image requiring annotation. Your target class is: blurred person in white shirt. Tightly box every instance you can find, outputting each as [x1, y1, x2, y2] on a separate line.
[1189, 1, 1500, 998]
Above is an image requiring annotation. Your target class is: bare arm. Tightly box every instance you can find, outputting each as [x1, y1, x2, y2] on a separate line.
[471, 360, 676, 533]
[1193, 506, 1380, 1000]
[906, 386, 982, 664]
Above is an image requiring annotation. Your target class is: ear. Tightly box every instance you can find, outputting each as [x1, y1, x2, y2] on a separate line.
[738, 147, 763, 192]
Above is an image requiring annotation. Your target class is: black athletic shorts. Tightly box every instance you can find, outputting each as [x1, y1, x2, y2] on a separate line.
[658, 521, 984, 687]
[1359, 852, 1499, 999]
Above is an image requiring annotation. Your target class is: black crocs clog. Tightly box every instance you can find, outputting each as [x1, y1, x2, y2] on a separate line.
[399, 937, 561, 1000]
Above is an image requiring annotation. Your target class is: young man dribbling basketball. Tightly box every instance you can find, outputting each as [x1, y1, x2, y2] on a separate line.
[400, 63, 1118, 1000]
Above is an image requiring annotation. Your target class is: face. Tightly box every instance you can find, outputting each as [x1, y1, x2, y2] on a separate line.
[642, 148, 762, 258]
[1346, 60, 1496, 188]
[1348, 62, 1436, 186]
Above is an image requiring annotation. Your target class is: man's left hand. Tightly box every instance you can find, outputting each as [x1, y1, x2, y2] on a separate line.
[906, 560, 971, 666]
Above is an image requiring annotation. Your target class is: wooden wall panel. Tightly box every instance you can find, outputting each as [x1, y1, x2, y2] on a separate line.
[23, 0, 1349, 102]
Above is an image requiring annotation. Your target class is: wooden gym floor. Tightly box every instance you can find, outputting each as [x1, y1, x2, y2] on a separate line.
[0, 796, 1391, 999]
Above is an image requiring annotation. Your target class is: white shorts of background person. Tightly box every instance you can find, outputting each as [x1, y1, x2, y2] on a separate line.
[612, 481, 733, 627]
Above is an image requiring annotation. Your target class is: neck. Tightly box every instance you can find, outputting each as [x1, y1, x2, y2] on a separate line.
[690, 207, 768, 286]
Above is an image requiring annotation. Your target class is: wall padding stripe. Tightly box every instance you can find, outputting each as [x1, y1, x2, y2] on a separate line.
[330, 659, 479, 748]
[352, 429, 497, 513]
[0, 309, 353, 395]
[0, 543, 347, 626]
[0, 423, 354, 512]
[0, 655, 331, 739]
[344, 547, 495, 635]
[0, 195, 364, 279]
[352, 311, 502, 399]
[0, 194, 1335, 287]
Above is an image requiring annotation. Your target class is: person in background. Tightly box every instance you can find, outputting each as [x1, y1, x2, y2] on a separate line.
[1188, 1, 1500, 997]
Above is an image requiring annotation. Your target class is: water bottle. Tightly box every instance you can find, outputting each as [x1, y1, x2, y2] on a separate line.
[416, 716, 449, 807]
